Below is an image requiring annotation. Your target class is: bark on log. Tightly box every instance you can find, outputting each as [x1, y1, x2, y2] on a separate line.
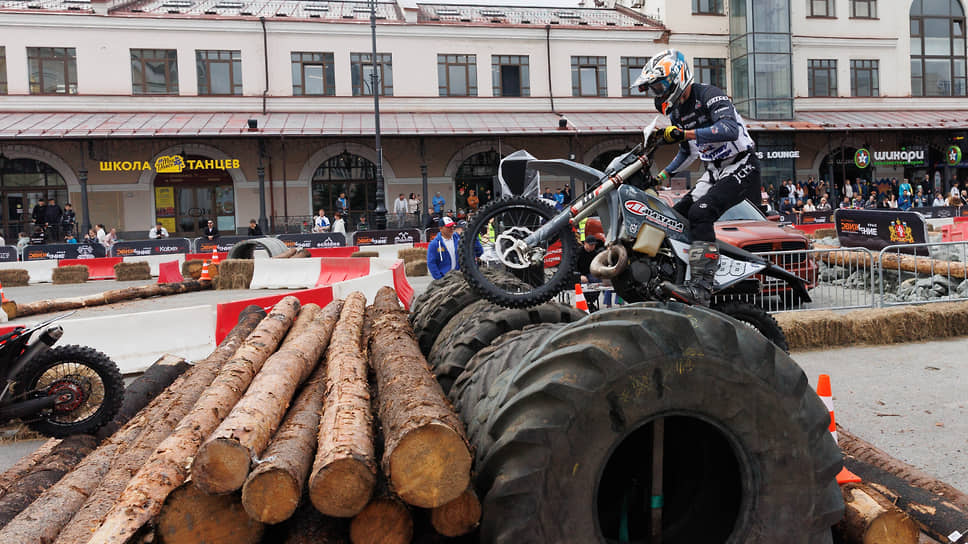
[834, 482, 919, 544]
[0, 438, 60, 500]
[814, 243, 968, 279]
[193, 301, 342, 495]
[95, 354, 190, 442]
[429, 486, 481, 537]
[839, 426, 968, 512]
[264, 501, 348, 544]
[87, 297, 300, 544]
[0, 434, 97, 530]
[309, 293, 376, 518]
[0, 307, 265, 544]
[14, 280, 210, 318]
[273, 248, 299, 259]
[366, 286, 471, 508]
[156, 481, 263, 544]
[241, 343, 334, 523]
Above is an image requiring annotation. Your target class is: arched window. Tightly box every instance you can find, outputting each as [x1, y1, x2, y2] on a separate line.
[910, 0, 967, 96]
[312, 152, 376, 220]
[454, 150, 500, 211]
[0, 155, 69, 241]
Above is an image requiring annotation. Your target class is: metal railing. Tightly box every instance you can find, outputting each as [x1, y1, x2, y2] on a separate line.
[878, 241, 968, 307]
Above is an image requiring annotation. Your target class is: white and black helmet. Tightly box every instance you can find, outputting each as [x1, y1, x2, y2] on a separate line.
[632, 49, 693, 115]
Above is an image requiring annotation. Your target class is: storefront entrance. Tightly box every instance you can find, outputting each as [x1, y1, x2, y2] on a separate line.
[0, 158, 69, 242]
[154, 156, 235, 237]
[455, 150, 500, 209]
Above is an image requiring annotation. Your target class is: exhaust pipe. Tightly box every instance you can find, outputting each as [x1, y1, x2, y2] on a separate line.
[590, 244, 629, 279]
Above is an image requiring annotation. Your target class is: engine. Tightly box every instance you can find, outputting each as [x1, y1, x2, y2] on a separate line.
[612, 244, 683, 303]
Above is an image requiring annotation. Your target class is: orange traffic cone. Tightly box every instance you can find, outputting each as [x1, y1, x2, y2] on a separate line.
[0, 281, 7, 303]
[211, 248, 220, 266]
[199, 260, 212, 281]
[574, 284, 589, 313]
[817, 374, 862, 485]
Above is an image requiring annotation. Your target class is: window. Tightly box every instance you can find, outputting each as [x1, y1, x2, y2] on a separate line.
[0, 47, 6, 95]
[291, 52, 335, 96]
[621, 56, 649, 96]
[491, 55, 530, 97]
[438, 54, 477, 97]
[195, 50, 242, 96]
[808, 59, 837, 96]
[850, 59, 879, 96]
[27, 47, 77, 95]
[730, 0, 794, 120]
[692, 0, 723, 14]
[694, 58, 728, 91]
[571, 56, 607, 97]
[910, 0, 966, 97]
[130, 49, 178, 95]
[851, 0, 877, 18]
[351, 53, 393, 96]
[809, 0, 834, 17]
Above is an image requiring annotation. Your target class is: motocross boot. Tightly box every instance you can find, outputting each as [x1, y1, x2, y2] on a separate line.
[660, 241, 719, 307]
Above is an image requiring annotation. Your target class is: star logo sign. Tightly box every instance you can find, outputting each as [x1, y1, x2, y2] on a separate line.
[947, 146, 963, 166]
[854, 149, 870, 169]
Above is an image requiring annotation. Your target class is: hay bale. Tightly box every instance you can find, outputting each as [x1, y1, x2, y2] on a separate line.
[216, 259, 254, 290]
[810, 228, 837, 239]
[405, 259, 428, 277]
[350, 251, 379, 258]
[775, 310, 851, 350]
[0, 269, 29, 287]
[52, 265, 89, 284]
[183, 259, 204, 280]
[114, 261, 152, 281]
[397, 247, 425, 263]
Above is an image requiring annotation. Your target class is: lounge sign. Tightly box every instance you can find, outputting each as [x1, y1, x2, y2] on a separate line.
[100, 155, 241, 172]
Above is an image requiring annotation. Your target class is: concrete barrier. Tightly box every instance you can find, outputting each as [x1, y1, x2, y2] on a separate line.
[317, 258, 370, 285]
[123, 254, 186, 277]
[60, 257, 122, 280]
[214, 286, 335, 343]
[307, 246, 360, 258]
[331, 270, 394, 303]
[0, 260, 57, 283]
[249, 257, 324, 289]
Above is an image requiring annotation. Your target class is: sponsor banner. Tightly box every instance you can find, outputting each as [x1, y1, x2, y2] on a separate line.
[24, 243, 106, 261]
[111, 238, 192, 257]
[913, 206, 959, 219]
[277, 233, 348, 249]
[799, 211, 836, 224]
[353, 229, 420, 247]
[195, 236, 255, 253]
[0, 246, 18, 262]
[854, 147, 926, 168]
[100, 155, 241, 173]
[835, 209, 928, 255]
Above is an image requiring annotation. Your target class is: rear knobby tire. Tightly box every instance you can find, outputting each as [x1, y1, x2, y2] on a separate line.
[16, 345, 124, 438]
[712, 300, 789, 353]
[409, 270, 466, 321]
[469, 302, 842, 544]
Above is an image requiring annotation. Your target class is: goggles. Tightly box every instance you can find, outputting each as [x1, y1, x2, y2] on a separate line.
[638, 78, 671, 98]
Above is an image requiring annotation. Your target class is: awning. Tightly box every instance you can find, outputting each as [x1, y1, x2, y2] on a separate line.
[1, 110, 967, 139]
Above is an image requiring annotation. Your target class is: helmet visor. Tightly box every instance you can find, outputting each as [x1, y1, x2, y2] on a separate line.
[637, 78, 671, 98]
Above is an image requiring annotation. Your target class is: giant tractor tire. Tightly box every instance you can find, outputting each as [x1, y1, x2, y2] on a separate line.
[461, 302, 843, 544]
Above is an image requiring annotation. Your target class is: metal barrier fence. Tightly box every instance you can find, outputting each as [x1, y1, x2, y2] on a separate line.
[878, 241, 968, 307]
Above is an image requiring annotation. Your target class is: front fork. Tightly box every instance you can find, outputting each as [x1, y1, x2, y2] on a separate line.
[0, 326, 62, 405]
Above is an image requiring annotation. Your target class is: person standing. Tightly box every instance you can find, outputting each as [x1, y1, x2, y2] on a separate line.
[466, 189, 479, 212]
[332, 211, 346, 235]
[101, 227, 118, 250]
[356, 215, 369, 231]
[407, 193, 421, 223]
[432, 192, 445, 214]
[61, 203, 76, 237]
[204, 220, 220, 241]
[393, 194, 408, 228]
[426, 216, 481, 280]
[247, 219, 263, 236]
[31, 199, 47, 231]
[336, 192, 349, 216]
[313, 209, 330, 232]
[96, 223, 107, 244]
[148, 222, 169, 239]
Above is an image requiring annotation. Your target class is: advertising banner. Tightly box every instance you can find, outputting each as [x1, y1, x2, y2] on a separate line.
[835, 209, 928, 255]
[24, 243, 106, 261]
[195, 236, 254, 253]
[111, 238, 192, 257]
[799, 211, 836, 224]
[353, 229, 421, 246]
[914, 206, 959, 219]
[277, 233, 347, 249]
[0, 246, 18, 263]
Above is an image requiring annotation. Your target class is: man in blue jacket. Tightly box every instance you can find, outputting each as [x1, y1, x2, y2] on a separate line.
[427, 216, 481, 279]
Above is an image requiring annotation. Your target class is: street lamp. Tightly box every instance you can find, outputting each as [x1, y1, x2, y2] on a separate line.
[249, 118, 269, 234]
[370, 0, 387, 229]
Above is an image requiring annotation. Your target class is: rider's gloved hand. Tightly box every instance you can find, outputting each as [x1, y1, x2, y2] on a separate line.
[662, 126, 685, 144]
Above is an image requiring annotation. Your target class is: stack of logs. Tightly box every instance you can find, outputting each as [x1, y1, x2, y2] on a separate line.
[0, 287, 479, 544]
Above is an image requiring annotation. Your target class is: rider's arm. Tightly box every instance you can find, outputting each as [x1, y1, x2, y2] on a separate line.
[691, 90, 741, 144]
[661, 141, 699, 177]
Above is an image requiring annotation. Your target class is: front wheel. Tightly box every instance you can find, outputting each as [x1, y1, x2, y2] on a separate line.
[15, 345, 124, 438]
[711, 301, 789, 353]
[459, 196, 579, 308]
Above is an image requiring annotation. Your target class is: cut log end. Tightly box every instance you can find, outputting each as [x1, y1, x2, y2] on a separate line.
[837, 483, 920, 544]
[310, 458, 377, 518]
[242, 467, 301, 525]
[191, 438, 252, 495]
[158, 483, 265, 544]
[388, 423, 471, 508]
[430, 487, 481, 537]
[348, 497, 412, 544]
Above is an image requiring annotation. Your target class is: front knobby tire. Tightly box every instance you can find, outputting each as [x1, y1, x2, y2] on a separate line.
[16, 345, 124, 438]
[712, 300, 789, 352]
[459, 196, 579, 309]
[466, 302, 842, 544]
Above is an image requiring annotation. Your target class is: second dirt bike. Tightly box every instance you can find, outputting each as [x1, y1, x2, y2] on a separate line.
[459, 120, 809, 350]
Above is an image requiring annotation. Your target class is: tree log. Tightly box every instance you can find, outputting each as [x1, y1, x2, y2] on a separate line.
[241, 343, 334, 523]
[309, 292, 376, 518]
[814, 243, 968, 279]
[366, 286, 471, 508]
[14, 280, 210, 318]
[264, 501, 349, 544]
[349, 479, 413, 544]
[156, 481, 263, 544]
[95, 354, 190, 442]
[87, 297, 299, 544]
[193, 301, 342, 495]
[0, 434, 97, 530]
[834, 482, 919, 544]
[0, 438, 60, 500]
[0, 306, 264, 544]
[429, 486, 481, 537]
[839, 426, 968, 512]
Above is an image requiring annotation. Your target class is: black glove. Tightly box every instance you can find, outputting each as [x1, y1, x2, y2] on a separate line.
[662, 126, 685, 144]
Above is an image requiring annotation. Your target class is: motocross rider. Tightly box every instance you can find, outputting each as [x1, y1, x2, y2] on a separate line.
[633, 48, 760, 306]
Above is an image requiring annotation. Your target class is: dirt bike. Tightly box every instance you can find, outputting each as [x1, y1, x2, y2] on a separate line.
[0, 313, 124, 437]
[459, 120, 811, 349]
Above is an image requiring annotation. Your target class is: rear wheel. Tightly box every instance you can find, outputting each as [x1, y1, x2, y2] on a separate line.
[16, 345, 124, 438]
[711, 301, 789, 352]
